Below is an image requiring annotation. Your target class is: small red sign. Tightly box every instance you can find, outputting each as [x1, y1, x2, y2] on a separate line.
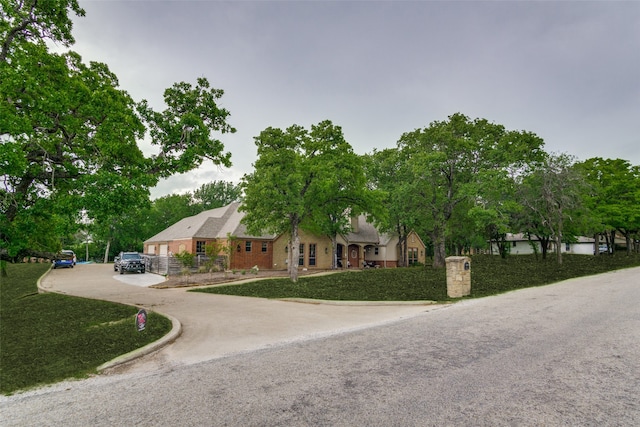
[136, 309, 147, 332]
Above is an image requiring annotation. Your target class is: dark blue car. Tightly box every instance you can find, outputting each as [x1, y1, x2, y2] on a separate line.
[53, 250, 76, 269]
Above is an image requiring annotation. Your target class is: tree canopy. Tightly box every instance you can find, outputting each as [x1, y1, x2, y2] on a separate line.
[576, 157, 640, 254]
[517, 153, 587, 264]
[0, 0, 85, 63]
[241, 120, 376, 281]
[192, 180, 242, 210]
[1, 0, 235, 265]
[393, 113, 546, 267]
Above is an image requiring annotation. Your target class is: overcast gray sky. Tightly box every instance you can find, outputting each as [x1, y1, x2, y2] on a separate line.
[68, 0, 640, 198]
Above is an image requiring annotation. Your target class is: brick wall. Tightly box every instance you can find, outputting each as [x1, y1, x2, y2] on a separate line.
[230, 240, 273, 270]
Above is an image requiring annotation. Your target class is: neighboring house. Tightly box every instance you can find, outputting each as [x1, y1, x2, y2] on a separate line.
[568, 236, 601, 255]
[143, 203, 426, 271]
[489, 233, 600, 255]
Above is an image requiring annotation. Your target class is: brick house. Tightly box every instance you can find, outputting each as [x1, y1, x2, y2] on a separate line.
[143, 202, 426, 270]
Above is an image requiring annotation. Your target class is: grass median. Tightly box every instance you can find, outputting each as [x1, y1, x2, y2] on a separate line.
[193, 253, 640, 301]
[0, 263, 172, 395]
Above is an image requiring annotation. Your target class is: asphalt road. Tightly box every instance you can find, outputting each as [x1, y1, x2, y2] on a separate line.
[2, 266, 639, 426]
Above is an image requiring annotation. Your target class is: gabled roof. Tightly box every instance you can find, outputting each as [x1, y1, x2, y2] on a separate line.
[378, 233, 395, 246]
[378, 230, 426, 248]
[144, 202, 274, 243]
[343, 214, 380, 245]
[145, 203, 401, 246]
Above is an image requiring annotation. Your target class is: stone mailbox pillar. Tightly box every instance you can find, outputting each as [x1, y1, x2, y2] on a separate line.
[446, 256, 471, 298]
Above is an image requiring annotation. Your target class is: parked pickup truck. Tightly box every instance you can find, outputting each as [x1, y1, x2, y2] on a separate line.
[114, 252, 146, 274]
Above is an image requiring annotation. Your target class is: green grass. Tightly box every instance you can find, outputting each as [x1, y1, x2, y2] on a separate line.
[193, 253, 640, 301]
[0, 263, 172, 395]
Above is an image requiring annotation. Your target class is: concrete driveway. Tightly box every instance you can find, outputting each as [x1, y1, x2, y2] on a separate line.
[39, 264, 439, 375]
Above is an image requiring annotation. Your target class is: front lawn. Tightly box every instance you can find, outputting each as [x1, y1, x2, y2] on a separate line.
[193, 254, 640, 301]
[0, 263, 172, 395]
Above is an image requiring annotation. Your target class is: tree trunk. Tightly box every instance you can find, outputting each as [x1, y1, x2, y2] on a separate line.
[331, 234, 338, 269]
[538, 236, 549, 259]
[431, 227, 446, 268]
[395, 224, 406, 267]
[433, 240, 446, 268]
[623, 231, 632, 255]
[526, 235, 540, 260]
[555, 220, 563, 264]
[609, 230, 616, 254]
[289, 221, 300, 283]
[103, 240, 111, 264]
[402, 225, 409, 267]
[495, 233, 508, 259]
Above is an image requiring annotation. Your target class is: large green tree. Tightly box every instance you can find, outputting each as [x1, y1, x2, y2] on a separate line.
[518, 153, 587, 264]
[1, 0, 235, 267]
[137, 78, 234, 177]
[576, 158, 640, 255]
[301, 123, 383, 270]
[467, 169, 522, 258]
[1, 43, 150, 260]
[397, 113, 545, 268]
[241, 120, 369, 281]
[364, 148, 416, 266]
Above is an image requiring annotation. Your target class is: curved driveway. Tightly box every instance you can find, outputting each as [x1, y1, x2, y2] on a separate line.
[39, 264, 438, 374]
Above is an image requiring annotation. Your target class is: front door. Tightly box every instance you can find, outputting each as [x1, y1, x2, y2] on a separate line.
[348, 245, 359, 268]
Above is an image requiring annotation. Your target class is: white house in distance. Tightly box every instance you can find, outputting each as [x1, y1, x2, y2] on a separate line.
[490, 233, 601, 255]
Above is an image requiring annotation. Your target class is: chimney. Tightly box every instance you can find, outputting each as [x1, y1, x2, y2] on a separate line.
[351, 215, 359, 233]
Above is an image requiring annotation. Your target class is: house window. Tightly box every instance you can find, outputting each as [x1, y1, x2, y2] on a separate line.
[512, 241, 517, 247]
[245, 241, 252, 252]
[565, 242, 570, 251]
[408, 247, 418, 265]
[309, 244, 316, 266]
[374, 247, 379, 255]
[262, 242, 268, 253]
[196, 241, 206, 254]
[298, 244, 304, 266]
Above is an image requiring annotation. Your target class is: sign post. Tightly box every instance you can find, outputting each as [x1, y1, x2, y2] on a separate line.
[136, 308, 147, 332]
